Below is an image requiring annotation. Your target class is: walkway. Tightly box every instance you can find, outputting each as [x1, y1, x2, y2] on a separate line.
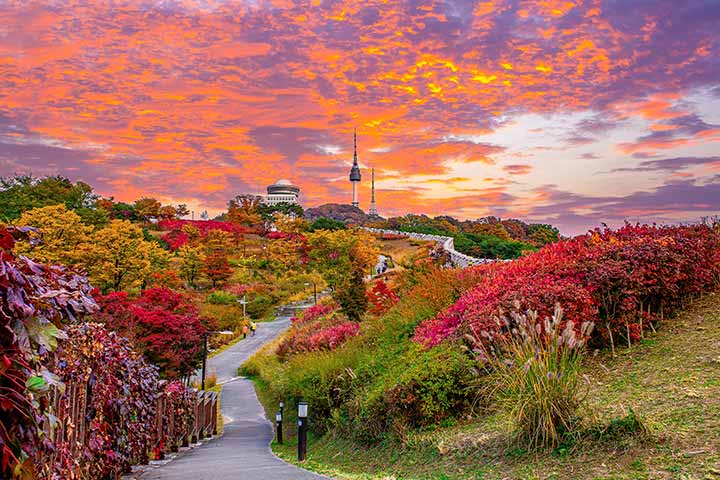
[139, 310, 327, 480]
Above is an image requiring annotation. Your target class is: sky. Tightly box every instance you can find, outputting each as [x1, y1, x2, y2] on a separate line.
[0, 0, 719, 235]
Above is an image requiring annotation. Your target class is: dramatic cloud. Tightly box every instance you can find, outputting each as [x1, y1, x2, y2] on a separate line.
[0, 0, 719, 234]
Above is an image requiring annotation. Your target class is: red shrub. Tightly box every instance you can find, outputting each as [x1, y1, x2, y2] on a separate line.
[158, 219, 251, 250]
[292, 302, 336, 325]
[95, 288, 209, 378]
[367, 279, 400, 315]
[414, 223, 720, 349]
[276, 321, 360, 359]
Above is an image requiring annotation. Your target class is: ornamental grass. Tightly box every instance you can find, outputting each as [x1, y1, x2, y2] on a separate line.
[468, 303, 594, 450]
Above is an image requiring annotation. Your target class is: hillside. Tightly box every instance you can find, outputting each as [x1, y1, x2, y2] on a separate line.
[259, 293, 720, 479]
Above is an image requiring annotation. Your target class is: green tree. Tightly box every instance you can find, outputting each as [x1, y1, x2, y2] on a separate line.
[310, 217, 347, 231]
[257, 202, 304, 221]
[334, 264, 368, 321]
[528, 224, 560, 246]
[0, 175, 97, 221]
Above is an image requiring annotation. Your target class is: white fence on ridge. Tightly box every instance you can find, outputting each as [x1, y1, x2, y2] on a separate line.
[364, 228, 497, 268]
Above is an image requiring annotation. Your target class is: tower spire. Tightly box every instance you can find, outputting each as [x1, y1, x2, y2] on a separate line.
[349, 128, 361, 208]
[353, 128, 357, 164]
[369, 167, 378, 216]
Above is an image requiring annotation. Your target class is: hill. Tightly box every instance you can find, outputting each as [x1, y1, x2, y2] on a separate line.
[267, 293, 720, 479]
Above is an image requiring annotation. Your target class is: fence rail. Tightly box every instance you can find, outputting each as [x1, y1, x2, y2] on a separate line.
[364, 227, 498, 268]
[41, 380, 218, 477]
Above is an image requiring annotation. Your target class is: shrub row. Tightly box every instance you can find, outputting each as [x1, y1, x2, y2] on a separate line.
[415, 224, 720, 348]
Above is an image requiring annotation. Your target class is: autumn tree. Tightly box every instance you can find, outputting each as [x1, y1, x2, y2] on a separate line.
[158, 205, 178, 220]
[205, 228, 235, 253]
[307, 229, 380, 290]
[177, 244, 205, 288]
[334, 263, 368, 321]
[272, 212, 308, 234]
[227, 194, 263, 227]
[175, 203, 190, 218]
[94, 288, 208, 379]
[85, 220, 168, 292]
[13, 204, 92, 266]
[203, 250, 233, 287]
[528, 223, 560, 246]
[134, 197, 161, 221]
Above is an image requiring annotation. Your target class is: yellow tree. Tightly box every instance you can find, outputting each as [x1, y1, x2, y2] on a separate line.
[272, 212, 308, 234]
[13, 204, 91, 266]
[267, 236, 304, 272]
[181, 223, 201, 245]
[307, 228, 380, 289]
[85, 220, 156, 292]
[176, 244, 205, 288]
[204, 229, 234, 253]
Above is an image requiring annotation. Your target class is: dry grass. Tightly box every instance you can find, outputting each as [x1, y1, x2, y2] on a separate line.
[263, 293, 720, 479]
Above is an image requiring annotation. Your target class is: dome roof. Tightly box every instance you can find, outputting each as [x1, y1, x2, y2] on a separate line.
[275, 179, 293, 185]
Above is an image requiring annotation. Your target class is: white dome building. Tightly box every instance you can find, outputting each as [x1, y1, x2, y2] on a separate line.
[265, 179, 300, 206]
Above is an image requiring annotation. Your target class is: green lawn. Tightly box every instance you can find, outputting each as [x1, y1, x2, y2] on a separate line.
[257, 293, 720, 479]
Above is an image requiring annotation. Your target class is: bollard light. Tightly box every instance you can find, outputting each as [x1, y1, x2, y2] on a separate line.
[275, 411, 283, 445]
[297, 401, 308, 461]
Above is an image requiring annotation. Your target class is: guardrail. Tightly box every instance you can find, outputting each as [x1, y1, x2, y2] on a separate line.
[364, 227, 497, 268]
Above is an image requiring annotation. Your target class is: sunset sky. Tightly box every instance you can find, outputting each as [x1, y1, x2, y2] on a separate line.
[1, 0, 719, 234]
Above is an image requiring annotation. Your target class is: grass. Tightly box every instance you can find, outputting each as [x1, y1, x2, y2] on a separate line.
[253, 293, 720, 479]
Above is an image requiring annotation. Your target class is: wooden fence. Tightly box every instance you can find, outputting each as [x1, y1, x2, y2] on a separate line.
[41, 380, 219, 476]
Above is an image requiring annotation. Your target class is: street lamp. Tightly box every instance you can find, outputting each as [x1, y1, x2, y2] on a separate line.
[304, 282, 317, 305]
[201, 330, 233, 390]
[298, 401, 308, 461]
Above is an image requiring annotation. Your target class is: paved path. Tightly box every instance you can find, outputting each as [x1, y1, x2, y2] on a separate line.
[141, 310, 328, 480]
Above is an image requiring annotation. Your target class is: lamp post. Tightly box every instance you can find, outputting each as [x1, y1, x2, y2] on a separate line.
[237, 295, 247, 320]
[298, 401, 308, 461]
[276, 411, 283, 445]
[303, 282, 317, 305]
[201, 330, 233, 390]
[279, 400, 285, 417]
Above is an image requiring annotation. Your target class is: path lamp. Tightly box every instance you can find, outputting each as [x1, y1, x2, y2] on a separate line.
[304, 282, 317, 305]
[237, 295, 248, 321]
[279, 400, 285, 417]
[276, 411, 283, 445]
[201, 330, 233, 390]
[298, 401, 308, 461]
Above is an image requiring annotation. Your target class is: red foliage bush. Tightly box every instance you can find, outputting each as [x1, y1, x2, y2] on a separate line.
[158, 219, 251, 250]
[276, 302, 360, 359]
[367, 280, 400, 315]
[94, 288, 211, 378]
[0, 226, 98, 478]
[277, 321, 360, 359]
[45, 323, 158, 478]
[291, 303, 336, 325]
[414, 224, 720, 349]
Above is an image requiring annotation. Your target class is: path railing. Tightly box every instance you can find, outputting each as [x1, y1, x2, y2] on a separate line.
[40, 380, 219, 477]
[364, 228, 497, 268]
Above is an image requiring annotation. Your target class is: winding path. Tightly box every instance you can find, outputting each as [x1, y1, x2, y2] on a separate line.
[139, 310, 327, 480]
